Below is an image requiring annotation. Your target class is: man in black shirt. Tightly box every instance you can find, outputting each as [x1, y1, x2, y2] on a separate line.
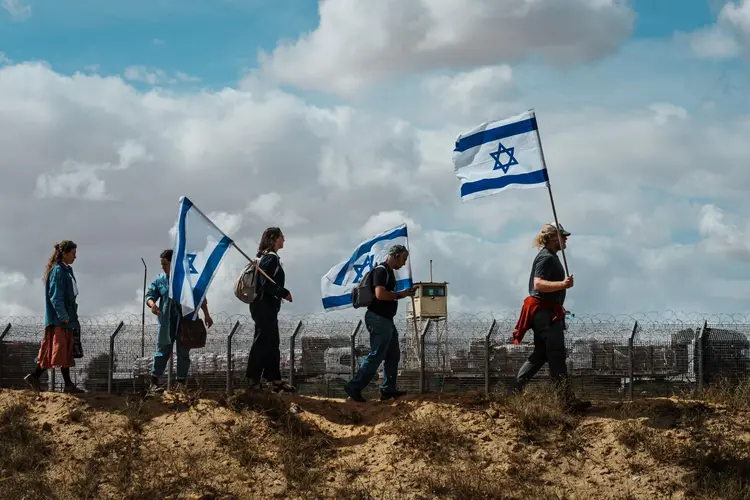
[345, 244, 415, 402]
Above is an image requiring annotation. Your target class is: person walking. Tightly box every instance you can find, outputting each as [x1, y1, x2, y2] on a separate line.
[24, 240, 84, 393]
[146, 249, 213, 391]
[344, 244, 415, 403]
[245, 227, 295, 393]
[509, 223, 591, 411]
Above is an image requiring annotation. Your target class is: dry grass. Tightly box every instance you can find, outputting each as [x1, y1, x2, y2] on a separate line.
[0, 402, 56, 499]
[418, 461, 560, 500]
[503, 384, 581, 442]
[388, 408, 473, 462]
[614, 405, 750, 500]
[223, 390, 335, 495]
[64, 394, 233, 500]
[695, 378, 750, 412]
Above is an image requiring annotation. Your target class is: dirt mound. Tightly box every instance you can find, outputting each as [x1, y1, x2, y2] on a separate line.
[1, 384, 749, 499]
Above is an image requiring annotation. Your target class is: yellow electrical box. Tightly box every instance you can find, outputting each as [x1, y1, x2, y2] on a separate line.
[411, 282, 448, 318]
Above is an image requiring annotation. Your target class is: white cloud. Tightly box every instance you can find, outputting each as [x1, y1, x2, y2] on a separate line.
[259, 0, 635, 95]
[689, 25, 742, 59]
[0, 52, 10, 65]
[123, 65, 201, 85]
[0, 54, 750, 321]
[34, 161, 111, 201]
[686, 0, 750, 59]
[422, 65, 518, 120]
[2, 0, 31, 21]
[699, 204, 750, 261]
[246, 192, 308, 227]
[33, 140, 152, 200]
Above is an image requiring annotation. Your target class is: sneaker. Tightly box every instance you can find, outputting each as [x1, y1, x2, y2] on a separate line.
[148, 382, 165, 394]
[24, 374, 41, 392]
[380, 389, 407, 401]
[63, 384, 84, 394]
[344, 385, 366, 403]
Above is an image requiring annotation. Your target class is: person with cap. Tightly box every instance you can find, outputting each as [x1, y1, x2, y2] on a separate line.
[508, 222, 591, 411]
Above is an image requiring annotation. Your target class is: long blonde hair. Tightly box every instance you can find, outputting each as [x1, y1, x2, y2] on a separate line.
[533, 233, 550, 249]
[43, 240, 77, 281]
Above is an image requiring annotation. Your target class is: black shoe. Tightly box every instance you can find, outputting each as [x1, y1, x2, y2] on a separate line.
[344, 385, 366, 402]
[380, 389, 407, 401]
[565, 399, 592, 413]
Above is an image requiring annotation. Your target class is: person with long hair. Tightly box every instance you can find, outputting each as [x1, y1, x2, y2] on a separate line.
[24, 240, 84, 393]
[508, 223, 590, 412]
[245, 227, 295, 393]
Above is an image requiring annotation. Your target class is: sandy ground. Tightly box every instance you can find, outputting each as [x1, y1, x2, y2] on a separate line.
[1, 386, 748, 499]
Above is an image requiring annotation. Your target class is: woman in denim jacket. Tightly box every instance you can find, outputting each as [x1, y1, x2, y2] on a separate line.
[25, 240, 84, 393]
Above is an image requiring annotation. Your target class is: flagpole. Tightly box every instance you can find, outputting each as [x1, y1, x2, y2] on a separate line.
[185, 198, 278, 284]
[403, 229, 421, 357]
[531, 109, 570, 276]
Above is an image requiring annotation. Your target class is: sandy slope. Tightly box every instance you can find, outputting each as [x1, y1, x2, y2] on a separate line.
[1, 387, 748, 499]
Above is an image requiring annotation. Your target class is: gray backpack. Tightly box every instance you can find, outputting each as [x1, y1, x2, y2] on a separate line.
[234, 256, 279, 304]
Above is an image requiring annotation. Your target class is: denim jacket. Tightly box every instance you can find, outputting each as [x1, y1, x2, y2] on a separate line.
[45, 263, 79, 330]
[145, 272, 182, 347]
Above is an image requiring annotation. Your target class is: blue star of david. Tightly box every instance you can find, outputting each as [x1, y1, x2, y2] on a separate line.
[352, 255, 374, 284]
[489, 141, 518, 174]
[187, 254, 199, 274]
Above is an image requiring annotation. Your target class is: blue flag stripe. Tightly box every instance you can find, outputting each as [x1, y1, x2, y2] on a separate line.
[454, 117, 538, 153]
[191, 235, 233, 311]
[170, 197, 193, 304]
[460, 169, 549, 198]
[332, 225, 408, 286]
[322, 278, 413, 310]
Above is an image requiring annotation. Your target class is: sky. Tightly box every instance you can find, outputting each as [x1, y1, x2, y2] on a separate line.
[1, 0, 750, 320]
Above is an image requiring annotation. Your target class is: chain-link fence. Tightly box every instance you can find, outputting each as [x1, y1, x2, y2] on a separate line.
[1, 311, 749, 400]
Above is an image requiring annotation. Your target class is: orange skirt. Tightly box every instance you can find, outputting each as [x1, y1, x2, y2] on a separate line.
[37, 325, 75, 369]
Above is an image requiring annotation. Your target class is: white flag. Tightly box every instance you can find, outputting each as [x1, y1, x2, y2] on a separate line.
[453, 109, 548, 201]
[321, 223, 413, 312]
[169, 196, 233, 319]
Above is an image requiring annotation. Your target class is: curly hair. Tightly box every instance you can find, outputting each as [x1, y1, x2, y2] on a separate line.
[43, 240, 77, 281]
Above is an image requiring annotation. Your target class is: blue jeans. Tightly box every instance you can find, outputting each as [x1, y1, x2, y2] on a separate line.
[151, 322, 191, 382]
[347, 311, 400, 393]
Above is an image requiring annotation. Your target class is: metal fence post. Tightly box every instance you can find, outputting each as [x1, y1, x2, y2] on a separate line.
[627, 320, 638, 401]
[418, 319, 432, 394]
[288, 320, 303, 388]
[697, 320, 707, 392]
[108, 321, 125, 394]
[350, 319, 362, 379]
[226, 321, 241, 396]
[0, 323, 11, 388]
[484, 319, 497, 394]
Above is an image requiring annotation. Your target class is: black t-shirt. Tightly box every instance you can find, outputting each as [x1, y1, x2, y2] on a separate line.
[528, 247, 566, 304]
[367, 263, 398, 318]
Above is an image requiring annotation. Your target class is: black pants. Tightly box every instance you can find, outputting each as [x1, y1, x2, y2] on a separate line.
[245, 301, 281, 382]
[511, 308, 570, 395]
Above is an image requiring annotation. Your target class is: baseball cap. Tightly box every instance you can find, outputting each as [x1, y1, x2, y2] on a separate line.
[540, 222, 571, 237]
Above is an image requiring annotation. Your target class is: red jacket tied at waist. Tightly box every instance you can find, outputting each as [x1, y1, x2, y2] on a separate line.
[512, 296, 566, 344]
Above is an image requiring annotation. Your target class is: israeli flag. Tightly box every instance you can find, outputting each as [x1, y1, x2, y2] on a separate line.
[169, 196, 234, 319]
[453, 109, 548, 201]
[321, 223, 413, 312]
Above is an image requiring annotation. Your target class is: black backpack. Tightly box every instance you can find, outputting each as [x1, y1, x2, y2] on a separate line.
[351, 264, 386, 308]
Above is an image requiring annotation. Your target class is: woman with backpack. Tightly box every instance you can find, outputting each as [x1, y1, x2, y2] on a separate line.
[24, 240, 84, 393]
[245, 227, 295, 393]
